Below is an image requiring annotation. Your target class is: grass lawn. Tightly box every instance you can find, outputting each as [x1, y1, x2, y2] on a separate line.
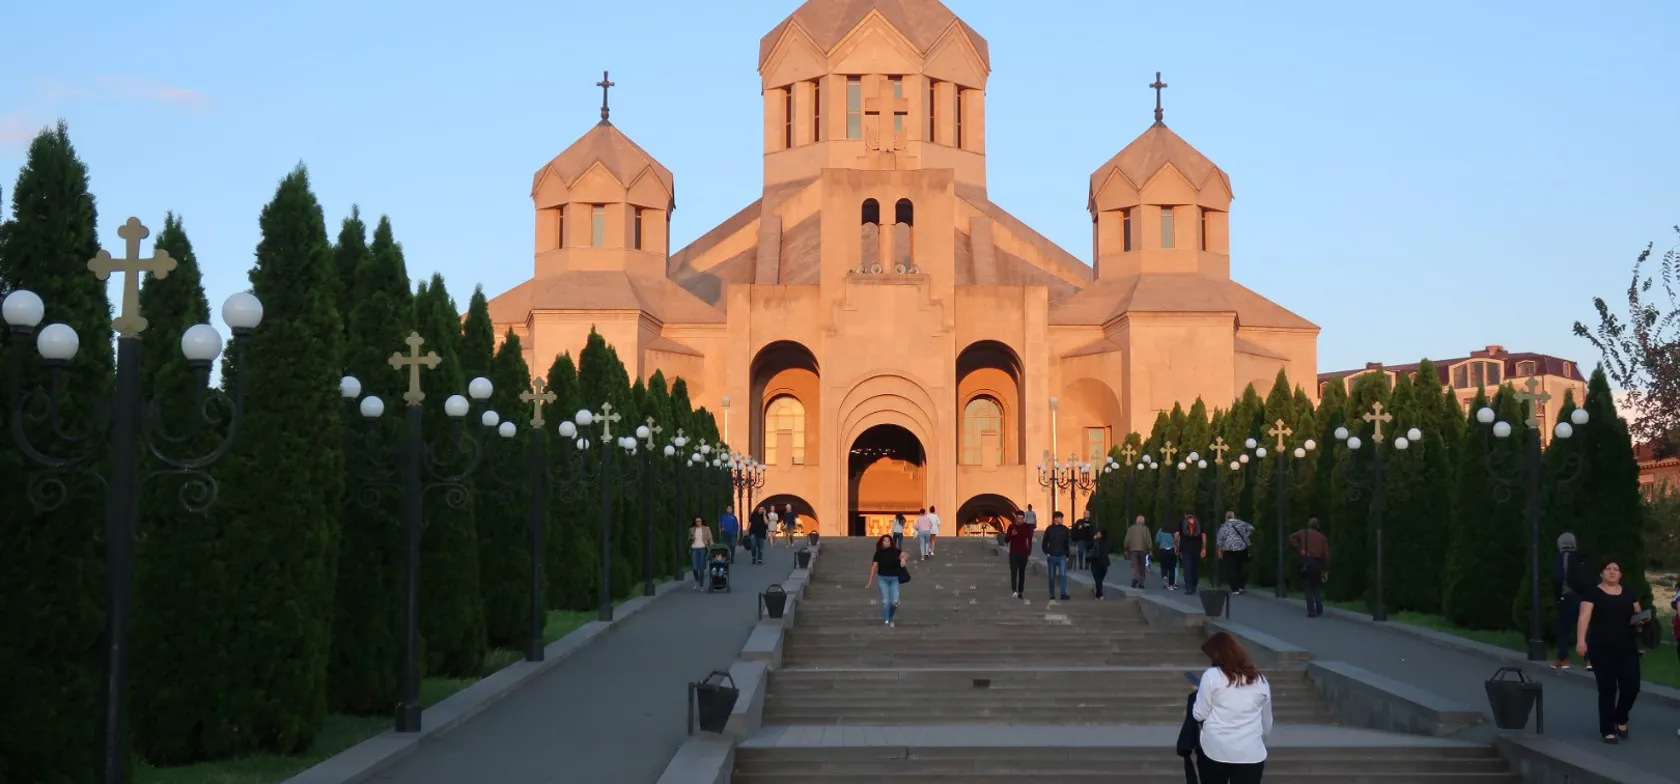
[134, 609, 595, 784]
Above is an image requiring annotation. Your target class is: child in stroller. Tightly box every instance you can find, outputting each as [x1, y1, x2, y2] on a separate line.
[706, 543, 733, 592]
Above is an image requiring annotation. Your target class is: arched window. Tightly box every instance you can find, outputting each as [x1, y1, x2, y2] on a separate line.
[893, 198, 915, 272]
[764, 395, 806, 466]
[859, 199, 881, 273]
[961, 396, 1003, 466]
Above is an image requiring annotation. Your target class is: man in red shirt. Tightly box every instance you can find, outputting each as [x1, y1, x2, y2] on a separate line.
[1006, 510, 1035, 599]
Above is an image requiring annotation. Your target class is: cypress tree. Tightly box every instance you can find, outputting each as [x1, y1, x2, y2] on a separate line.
[669, 377, 697, 526]
[1251, 370, 1298, 590]
[1311, 377, 1350, 578]
[1443, 386, 1528, 630]
[0, 122, 111, 784]
[542, 352, 586, 609]
[328, 215, 410, 714]
[1327, 372, 1389, 603]
[129, 213, 222, 763]
[413, 275, 487, 676]
[481, 329, 534, 648]
[571, 331, 617, 610]
[1137, 409, 1171, 529]
[213, 164, 344, 753]
[609, 351, 640, 599]
[1575, 368, 1651, 604]
[1384, 364, 1454, 614]
[643, 371, 677, 577]
[332, 207, 368, 334]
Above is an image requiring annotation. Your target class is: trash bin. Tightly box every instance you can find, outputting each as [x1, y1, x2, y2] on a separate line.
[761, 584, 788, 619]
[689, 670, 739, 735]
[1484, 667, 1543, 733]
[1199, 588, 1231, 619]
[795, 547, 812, 569]
[807, 531, 820, 546]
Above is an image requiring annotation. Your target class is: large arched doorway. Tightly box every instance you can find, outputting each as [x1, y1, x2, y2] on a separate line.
[847, 424, 925, 537]
[750, 341, 819, 467]
[956, 340, 1024, 467]
[757, 493, 818, 538]
[956, 493, 1019, 537]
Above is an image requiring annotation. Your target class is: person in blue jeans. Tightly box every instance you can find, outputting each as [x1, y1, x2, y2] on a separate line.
[687, 517, 713, 591]
[863, 534, 908, 625]
[719, 505, 740, 563]
[1042, 512, 1072, 600]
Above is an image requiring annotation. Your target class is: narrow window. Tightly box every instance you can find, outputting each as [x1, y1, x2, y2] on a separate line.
[1451, 364, 1468, 388]
[927, 79, 938, 141]
[954, 88, 965, 148]
[783, 88, 793, 148]
[1516, 360, 1536, 377]
[1199, 208, 1209, 250]
[1160, 206, 1174, 249]
[890, 76, 904, 136]
[1122, 209, 1134, 251]
[1086, 427, 1108, 465]
[1470, 362, 1485, 388]
[846, 76, 862, 139]
[590, 204, 605, 248]
[811, 79, 822, 142]
[632, 208, 644, 250]
[557, 206, 566, 248]
[1487, 361, 1503, 385]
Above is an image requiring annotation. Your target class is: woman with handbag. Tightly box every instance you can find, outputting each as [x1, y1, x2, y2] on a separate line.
[1192, 632, 1273, 783]
[1575, 556, 1649, 743]
[863, 534, 909, 626]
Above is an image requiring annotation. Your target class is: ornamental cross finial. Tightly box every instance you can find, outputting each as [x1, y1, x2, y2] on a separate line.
[1363, 401, 1394, 444]
[1160, 441, 1178, 464]
[389, 332, 441, 406]
[597, 70, 615, 123]
[644, 416, 662, 441]
[1513, 377, 1551, 429]
[88, 217, 178, 336]
[1209, 435, 1230, 462]
[521, 377, 557, 428]
[1120, 442, 1138, 465]
[1268, 419, 1293, 452]
[1149, 71, 1168, 125]
[597, 400, 622, 438]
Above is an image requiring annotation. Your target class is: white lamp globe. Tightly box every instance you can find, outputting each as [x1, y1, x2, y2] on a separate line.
[180, 324, 223, 362]
[700, 444, 712, 455]
[673, 434, 689, 447]
[1571, 408, 1589, 426]
[1244, 437, 1258, 449]
[574, 409, 594, 426]
[1135, 463, 1145, 471]
[1294, 447, 1307, 458]
[481, 410, 500, 428]
[36, 323, 79, 361]
[1554, 422, 1574, 440]
[221, 291, 263, 330]
[664, 444, 676, 457]
[1255, 447, 1267, 458]
[1239, 454, 1249, 464]
[1150, 463, 1158, 470]
[467, 377, 493, 401]
[2, 289, 45, 327]
[690, 453, 701, 463]
[1188, 451, 1200, 463]
[558, 420, 577, 438]
[636, 424, 650, 440]
[1493, 421, 1513, 439]
[1347, 436, 1362, 450]
[1177, 462, 1186, 470]
[1395, 436, 1410, 450]
[498, 421, 517, 438]
[1304, 439, 1317, 452]
[1198, 460, 1208, 469]
[1334, 426, 1349, 441]
[576, 438, 590, 450]
[1407, 427, 1423, 442]
[359, 396, 385, 419]
[443, 395, 469, 418]
[340, 375, 363, 399]
[1229, 461, 1240, 471]
[1476, 407, 1496, 424]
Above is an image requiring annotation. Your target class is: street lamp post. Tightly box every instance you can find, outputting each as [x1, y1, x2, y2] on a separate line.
[636, 417, 664, 597]
[1206, 436, 1233, 587]
[578, 401, 638, 623]
[1256, 420, 1317, 598]
[665, 429, 691, 581]
[340, 332, 498, 733]
[1477, 379, 1590, 660]
[1067, 454, 1096, 522]
[517, 379, 557, 660]
[1036, 451, 1074, 521]
[2, 218, 263, 784]
[1331, 402, 1423, 622]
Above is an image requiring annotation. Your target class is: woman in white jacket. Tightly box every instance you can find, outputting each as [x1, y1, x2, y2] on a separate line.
[1192, 631, 1273, 783]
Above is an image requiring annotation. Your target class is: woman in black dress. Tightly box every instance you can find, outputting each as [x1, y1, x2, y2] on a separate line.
[1574, 556, 1649, 743]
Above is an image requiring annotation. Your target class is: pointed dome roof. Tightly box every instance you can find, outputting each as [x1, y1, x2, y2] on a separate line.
[1088, 122, 1229, 199]
[759, 0, 989, 69]
[535, 121, 674, 198]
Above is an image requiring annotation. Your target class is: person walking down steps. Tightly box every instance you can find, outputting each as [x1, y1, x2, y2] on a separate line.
[1124, 515, 1152, 589]
[1089, 528, 1113, 599]
[1006, 510, 1033, 599]
[1043, 512, 1072, 601]
[864, 534, 909, 626]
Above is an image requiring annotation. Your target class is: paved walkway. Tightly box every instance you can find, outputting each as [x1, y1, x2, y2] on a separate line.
[1074, 556, 1680, 777]
[372, 544, 797, 784]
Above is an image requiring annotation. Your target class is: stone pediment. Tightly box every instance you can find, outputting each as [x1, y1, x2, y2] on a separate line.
[921, 23, 988, 85]
[486, 270, 724, 326]
[1049, 273, 1316, 332]
[759, 0, 990, 71]
[761, 23, 830, 87]
[533, 121, 674, 204]
[829, 13, 925, 75]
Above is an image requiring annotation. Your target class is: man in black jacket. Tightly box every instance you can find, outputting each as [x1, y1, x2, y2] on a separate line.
[1042, 512, 1072, 600]
[1071, 516, 1095, 570]
[1552, 532, 1592, 669]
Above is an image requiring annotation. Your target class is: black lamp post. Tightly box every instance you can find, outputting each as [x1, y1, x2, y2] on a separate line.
[1330, 402, 1424, 623]
[1253, 419, 1317, 598]
[514, 378, 557, 661]
[2, 218, 262, 784]
[339, 332, 498, 734]
[1205, 436, 1236, 587]
[727, 449, 766, 542]
[1477, 379, 1590, 661]
[634, 416, 666, 597]
[572, 401, 637, 623]
[666, 429, 692, 580]
[1036, 450, 1078, 522]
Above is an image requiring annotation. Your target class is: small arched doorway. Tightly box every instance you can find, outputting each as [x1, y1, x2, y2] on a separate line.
[757, 493, 818, 538]
[956, 493, 1020, 537]
[847, 424, 925, 537]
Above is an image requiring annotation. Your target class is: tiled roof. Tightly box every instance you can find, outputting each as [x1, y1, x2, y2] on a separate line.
[1318, 350, 1587, 385]
[759, 0, 989, 70]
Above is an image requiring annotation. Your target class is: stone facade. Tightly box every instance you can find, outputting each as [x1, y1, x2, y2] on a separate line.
[485, 0, 1319, 535]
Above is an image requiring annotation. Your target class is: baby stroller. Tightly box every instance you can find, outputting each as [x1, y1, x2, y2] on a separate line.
[706, 543, 733, 593]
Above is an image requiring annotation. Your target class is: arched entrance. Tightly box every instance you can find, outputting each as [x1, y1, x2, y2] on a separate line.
[750, 341, 819, 468]
[956, 493, 1020, 537]
[957, 340, 1024, 468]
[847, 424, 925, 537]
[758, 493, 818, 538]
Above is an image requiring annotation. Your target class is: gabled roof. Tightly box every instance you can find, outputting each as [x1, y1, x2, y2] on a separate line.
[759, 0, 990, 69]
[486, 270, 723, 326]
[535, 121, 674, 198]
[1088, 122, 1230, 200]
[1048, 273, 1316, 331]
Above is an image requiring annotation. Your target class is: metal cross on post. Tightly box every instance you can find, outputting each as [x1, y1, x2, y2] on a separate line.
[596, 400, 622, 438]
[597, 70, 615, 123]
[1119, 442, 1138, 466]
[389, 332, 442, 405]
[1149, 71, 1168, 124]
[1160, 440, 1179, 465]
[1209, 435, 1231, 463]
[521, 377, 557, 428]
[1268, 419, 1293, 452]
[1363, 401, 1394, 444]
[1513, 377, 1551, 429]
[88, 217, 178, 336]
[644, 416, 663, 442]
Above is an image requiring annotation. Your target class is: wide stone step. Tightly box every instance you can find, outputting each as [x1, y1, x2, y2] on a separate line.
[759, 708, 1339, 724]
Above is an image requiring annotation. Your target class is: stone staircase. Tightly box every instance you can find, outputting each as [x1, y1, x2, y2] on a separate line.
[736, 537, 1517, 782]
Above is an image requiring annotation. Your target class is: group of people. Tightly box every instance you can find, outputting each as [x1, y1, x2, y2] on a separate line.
[888, 506, 943, 561]
[713, 503, 803, 567]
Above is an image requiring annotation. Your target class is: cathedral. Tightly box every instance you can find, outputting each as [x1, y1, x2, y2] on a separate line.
[485, 0, 1319, 536]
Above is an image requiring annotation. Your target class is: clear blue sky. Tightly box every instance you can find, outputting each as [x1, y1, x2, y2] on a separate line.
[2, 0, 1675, 375]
